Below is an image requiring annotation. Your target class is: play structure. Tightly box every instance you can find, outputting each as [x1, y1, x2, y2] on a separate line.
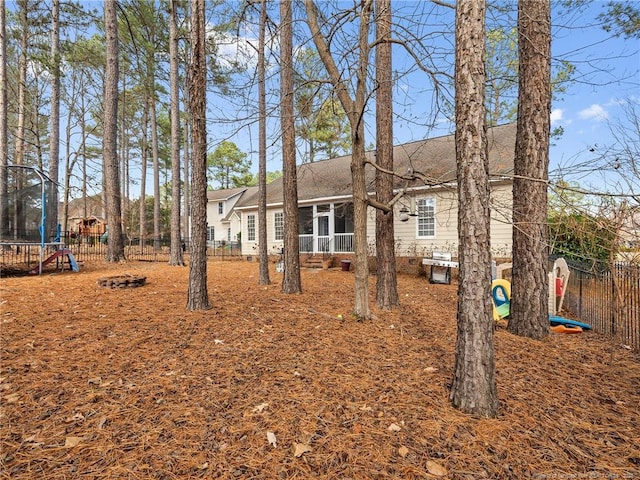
[548, 257, 570, 316]
[491, 279, 511, 321]
[490, 259, 592, 333]
[0, 165, 78, 275]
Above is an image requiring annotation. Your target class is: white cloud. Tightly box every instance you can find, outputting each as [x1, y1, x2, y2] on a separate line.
[550, 108, 563, 125]
[578, 104, 608, 122]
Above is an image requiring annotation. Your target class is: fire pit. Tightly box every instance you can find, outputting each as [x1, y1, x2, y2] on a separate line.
[97, 275, 146, 288]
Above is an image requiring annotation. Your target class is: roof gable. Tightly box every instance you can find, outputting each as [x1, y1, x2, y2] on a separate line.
[236, 123, 516, 209]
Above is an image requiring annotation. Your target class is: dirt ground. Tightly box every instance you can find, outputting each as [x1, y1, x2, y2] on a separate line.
[1, 259, 639, 480]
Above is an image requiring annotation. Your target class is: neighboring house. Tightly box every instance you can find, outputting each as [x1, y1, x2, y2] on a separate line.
[233, 123, 516, 260]
[62, 195, 106, 235]
[205, 186, 257, 248]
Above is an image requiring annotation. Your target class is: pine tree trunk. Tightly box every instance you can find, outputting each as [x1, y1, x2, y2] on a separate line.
[0, 0, 8, 239]
[186, 0, 211, 310]
[508, 0, 551, 340]
[375, 0, 399, 309]
[280, 0, 301, 294]
[14, 0, 28, 238]
[168, 0, 184, 267]
[139, 104, 148, 248]
[151, 93, 161, 251]
[257, 0, 270, 286]
[47, 0, 60, 239]
[103, 0, 125, 262]
[449, 0, 498, 418]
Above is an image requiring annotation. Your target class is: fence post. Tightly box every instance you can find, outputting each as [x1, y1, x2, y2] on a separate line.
[610, 267, 616, 336]
[578, 270, 583, 319]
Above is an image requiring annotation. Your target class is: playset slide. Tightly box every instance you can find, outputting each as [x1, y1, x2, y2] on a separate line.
[29, 248, 79, 274]
[490, 274, 592, 334]
[549, 315, 591, 331]
[491, 279, 511, 321]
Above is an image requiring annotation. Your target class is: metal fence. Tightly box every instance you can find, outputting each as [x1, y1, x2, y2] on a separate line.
[563, 261, 640, 352]
[61, 234, 243, 262]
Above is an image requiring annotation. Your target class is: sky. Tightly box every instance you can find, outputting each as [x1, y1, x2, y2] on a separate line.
[212, 1, 639, 199]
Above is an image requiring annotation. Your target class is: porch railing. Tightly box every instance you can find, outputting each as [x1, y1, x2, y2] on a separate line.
[334, 233, 354, 253]
[297, 233, 354, 253]
[299, 234, 313, 253]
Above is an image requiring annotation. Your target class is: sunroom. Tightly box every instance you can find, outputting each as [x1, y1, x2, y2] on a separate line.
[297, 202, 354, 254]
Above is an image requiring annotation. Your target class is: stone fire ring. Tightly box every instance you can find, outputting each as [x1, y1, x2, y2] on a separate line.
[97, 275, 147, 288]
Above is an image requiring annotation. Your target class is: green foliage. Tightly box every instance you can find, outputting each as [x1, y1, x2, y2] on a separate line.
[548, 211, 618, 264]
[548, 182, 618, 264]
[294, 49, 351, 162]
[249, 170, 282, 186]
[598, 1, 640, 39]
[125, 195, 171, 237]
[485, 28, 519, 126]
[484, 28, 575, 127]
[207, 141, 252, 189]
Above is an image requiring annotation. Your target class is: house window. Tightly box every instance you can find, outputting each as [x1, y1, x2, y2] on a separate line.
[218, 202, 224, 215]
[274, 212, 284, 241]
[227, 228, 231, 243]
[207, 226, 215, 242]
[247, 215, 256, 242]
[417, 198, 435, 238]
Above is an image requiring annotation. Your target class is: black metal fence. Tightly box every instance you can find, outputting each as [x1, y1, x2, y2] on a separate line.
[62, 233, 243, 262]
[563, 261, 640, 353]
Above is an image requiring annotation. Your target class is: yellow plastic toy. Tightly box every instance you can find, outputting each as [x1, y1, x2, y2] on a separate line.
[491, 279, 511, 321]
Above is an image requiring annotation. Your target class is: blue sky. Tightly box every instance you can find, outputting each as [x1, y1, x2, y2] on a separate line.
[546, 1, 639, 191]
[215, 1, 639, 197]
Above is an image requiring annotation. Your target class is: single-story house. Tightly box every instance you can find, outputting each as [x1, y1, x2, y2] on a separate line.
[229, 123, 516, 262]
[205, 186, 257, 248]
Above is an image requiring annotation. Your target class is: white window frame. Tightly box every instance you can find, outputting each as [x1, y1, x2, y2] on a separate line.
[247, 214, 256, 242]
[207, 225, 215, 242]
[416, 197, 436, 239]
[218, 202, 224, 215]
[274, 212, 284, 241]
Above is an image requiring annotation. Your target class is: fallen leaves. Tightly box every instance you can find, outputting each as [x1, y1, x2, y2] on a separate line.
[292, 442, 312, 457]
[387, 423, 402, 432]
[266, 431, 277, 448]
[3, 392, 19, 404]
[64, 436, 82, 448]
[426, 460, 448, 476]
[252, 402, 269, 413]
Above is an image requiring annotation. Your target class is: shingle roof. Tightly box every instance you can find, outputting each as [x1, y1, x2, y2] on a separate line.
[206, 186, 250, 202]
[236, 123, 516, 209]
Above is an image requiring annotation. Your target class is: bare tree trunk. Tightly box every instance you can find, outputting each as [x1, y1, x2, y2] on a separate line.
[81, 95, 87, 219]
[14, 0, 28, 238]
[63, 93, 74, 235]
[0, 0, 7, 239]
[305, 0, 373, 319]
[103, 0, 125, 262]
[47, 0, 60, 240]
[168, 0, 184, 266]
[257, 0, 270, 286]
[120, 74, 128, 239]
[139, 103, 148, 248]
[449, 0, 498, 418]
[280, 0, 301, 294]
[183, 108, 190, 242]
[375, 0, 398, 309]
[186, 0, 211, 310]
[150, 91, 161, 251]
[508, 0, 551, 340]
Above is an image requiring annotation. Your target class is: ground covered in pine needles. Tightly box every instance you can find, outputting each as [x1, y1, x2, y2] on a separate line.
[1, 259, 639, 479]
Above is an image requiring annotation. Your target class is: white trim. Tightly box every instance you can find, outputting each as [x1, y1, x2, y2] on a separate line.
[416, 197, 436, 239]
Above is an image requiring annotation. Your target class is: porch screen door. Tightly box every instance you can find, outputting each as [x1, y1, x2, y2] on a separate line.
[317, 214, 330, 253]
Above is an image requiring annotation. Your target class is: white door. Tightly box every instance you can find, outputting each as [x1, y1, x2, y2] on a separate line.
[316, 213, 330, 253]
